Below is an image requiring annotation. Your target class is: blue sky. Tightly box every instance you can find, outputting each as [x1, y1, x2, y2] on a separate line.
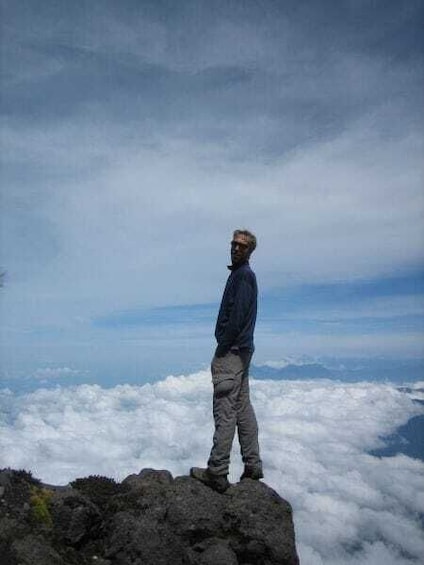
[1, 0, 423, 385]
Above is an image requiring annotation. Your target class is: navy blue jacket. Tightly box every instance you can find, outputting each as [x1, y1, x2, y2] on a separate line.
[214, 261, 257, 355]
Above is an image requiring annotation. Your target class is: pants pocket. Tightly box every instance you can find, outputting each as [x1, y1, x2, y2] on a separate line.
[211, 353, 240, 396]
[213, 374, 235, 396]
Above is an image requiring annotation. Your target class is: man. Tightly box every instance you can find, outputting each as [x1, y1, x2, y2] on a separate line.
[190, 229, 263, 493]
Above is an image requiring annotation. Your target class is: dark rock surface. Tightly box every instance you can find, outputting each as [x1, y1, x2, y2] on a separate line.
[0, 468, 299, 565]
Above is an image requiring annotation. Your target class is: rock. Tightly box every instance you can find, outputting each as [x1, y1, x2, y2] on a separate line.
[50, 490, 101, 546]
[0, 467, 299, 565]
[121, 468, 173, 491]
[103, 510, 186, 565]
[166, 476, 226, 541]
[193, 539, 238, 565]
[224, 479, 298, 564]
[11, 534, 65, 565]
[135, 468, 174, 484]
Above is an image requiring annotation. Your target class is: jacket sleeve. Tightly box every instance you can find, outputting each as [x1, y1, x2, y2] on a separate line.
[215, 275, 254, 355]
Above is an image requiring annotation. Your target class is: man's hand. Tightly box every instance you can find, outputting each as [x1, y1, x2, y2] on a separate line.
[215, 345, 229, 358]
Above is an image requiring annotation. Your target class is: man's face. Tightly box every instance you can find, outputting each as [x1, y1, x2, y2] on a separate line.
[230, 234, 251, 265]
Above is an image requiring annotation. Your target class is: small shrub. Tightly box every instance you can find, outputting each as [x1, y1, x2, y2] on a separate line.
[30, 486, 53, 527]
[71, 475, 126, 498]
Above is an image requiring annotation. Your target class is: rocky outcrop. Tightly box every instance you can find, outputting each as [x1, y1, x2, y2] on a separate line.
[0, 468, 299, 565]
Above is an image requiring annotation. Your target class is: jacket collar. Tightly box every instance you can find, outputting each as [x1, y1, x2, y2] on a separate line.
[227, 260, 249, 271]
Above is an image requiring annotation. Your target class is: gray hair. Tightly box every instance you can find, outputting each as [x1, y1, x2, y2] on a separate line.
[233, 229, 257, 254]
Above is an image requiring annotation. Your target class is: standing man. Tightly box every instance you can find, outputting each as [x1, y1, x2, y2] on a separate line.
[191, 229, 263, 493]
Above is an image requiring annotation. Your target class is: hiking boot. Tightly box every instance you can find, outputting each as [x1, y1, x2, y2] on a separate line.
[240, 466, 264, 481]
[190, 467, 230, 493]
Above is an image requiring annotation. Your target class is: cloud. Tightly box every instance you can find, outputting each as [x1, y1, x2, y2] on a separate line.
[255, 329, 424, 360]
[1, 373, 423, 564]
[261, 359, 306, 370]
[1, 0, 423, 375]
[3, 114, 423, 305]
[33, 367, 84, 381]
[2, 1, 423, 294]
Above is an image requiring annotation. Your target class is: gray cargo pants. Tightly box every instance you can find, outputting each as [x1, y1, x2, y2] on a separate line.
[207, 349, 262, 476]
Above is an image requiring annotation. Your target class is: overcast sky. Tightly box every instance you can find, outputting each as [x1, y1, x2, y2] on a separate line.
[1, 0, 423, 382]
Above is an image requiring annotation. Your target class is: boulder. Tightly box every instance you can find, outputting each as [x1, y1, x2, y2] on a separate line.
[0, 468, 299, 565]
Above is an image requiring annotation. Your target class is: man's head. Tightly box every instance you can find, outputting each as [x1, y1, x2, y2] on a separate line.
[231, 229, 257, 266]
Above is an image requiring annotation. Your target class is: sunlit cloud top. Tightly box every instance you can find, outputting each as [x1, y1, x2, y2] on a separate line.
[1, 373, 423, 564]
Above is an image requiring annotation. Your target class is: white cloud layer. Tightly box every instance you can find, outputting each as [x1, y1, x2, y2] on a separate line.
[1, 374, 423, 564]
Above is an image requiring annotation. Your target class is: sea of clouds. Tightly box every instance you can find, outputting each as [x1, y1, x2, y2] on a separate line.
[1, 372, 423, 565]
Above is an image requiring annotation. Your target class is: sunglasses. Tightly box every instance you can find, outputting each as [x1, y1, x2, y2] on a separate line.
[231, 240, 249, 250]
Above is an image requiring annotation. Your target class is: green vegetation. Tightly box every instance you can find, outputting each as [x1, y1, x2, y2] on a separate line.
[30, 486, 53, 527]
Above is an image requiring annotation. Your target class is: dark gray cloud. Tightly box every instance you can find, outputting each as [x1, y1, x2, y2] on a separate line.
[2, 0, 422, 150]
